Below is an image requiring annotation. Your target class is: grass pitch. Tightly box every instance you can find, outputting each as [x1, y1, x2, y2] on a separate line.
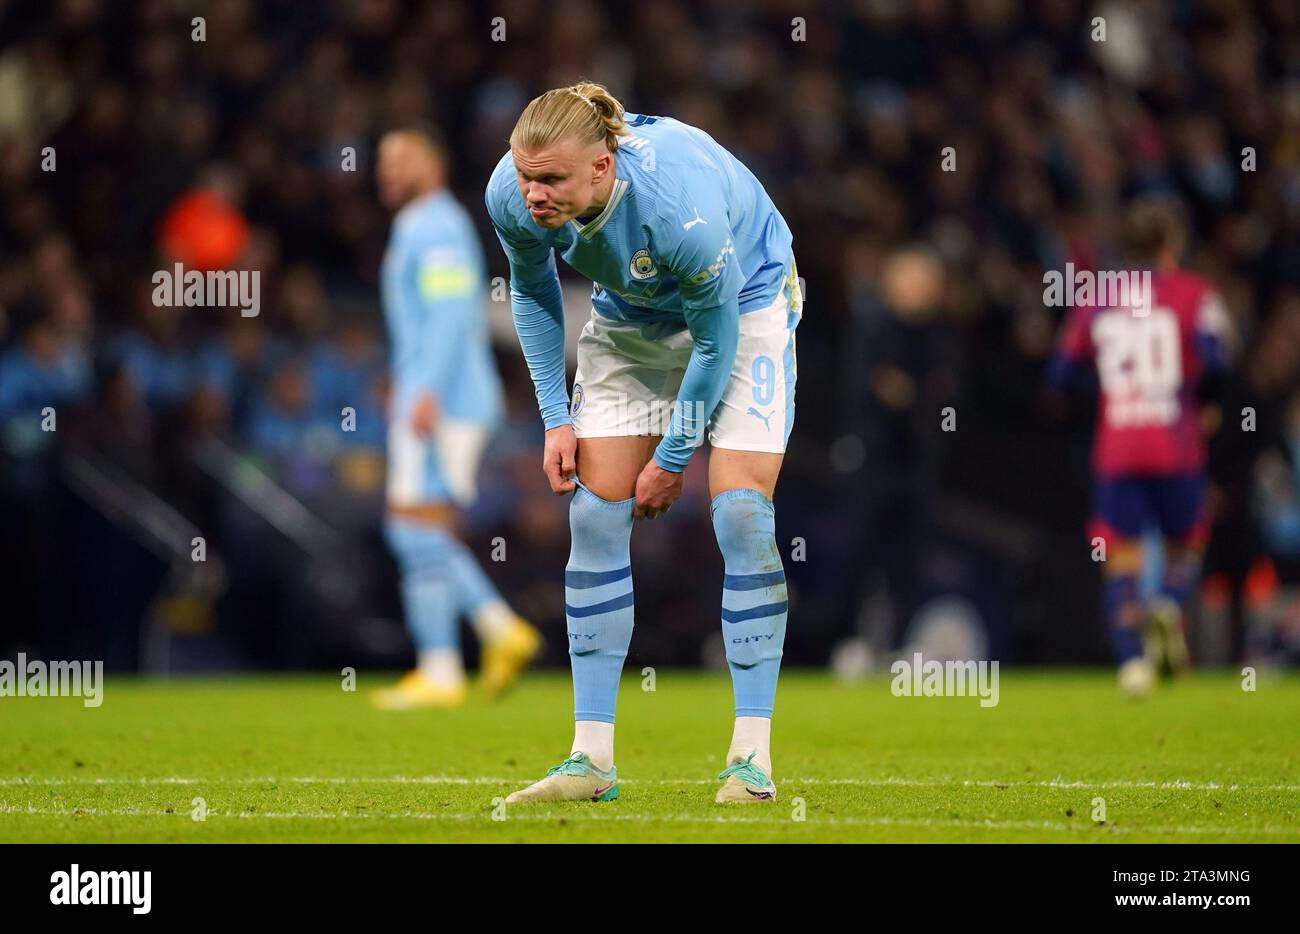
[1, 669, 1297, 843]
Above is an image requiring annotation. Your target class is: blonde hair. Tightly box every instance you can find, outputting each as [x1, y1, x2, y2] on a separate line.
[510, 81, 631, 154]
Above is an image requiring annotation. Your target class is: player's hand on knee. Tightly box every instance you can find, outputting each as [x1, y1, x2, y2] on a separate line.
[544, 424, 578, 494]
[634, 462, 684, 519]
[410, 393, 439, 437]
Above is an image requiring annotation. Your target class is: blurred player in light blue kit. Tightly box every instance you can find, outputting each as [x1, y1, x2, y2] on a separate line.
[372, 125, 540, 710]
[486, 83, 802, 803]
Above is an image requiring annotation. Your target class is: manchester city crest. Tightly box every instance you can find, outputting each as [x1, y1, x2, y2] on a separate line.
[629, 249, 658, 280]
[571, 383, 585, 416]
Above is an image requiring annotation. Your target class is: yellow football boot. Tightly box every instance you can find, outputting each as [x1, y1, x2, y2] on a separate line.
[479, 617, 542, 699]
[371, 670, 467, 710]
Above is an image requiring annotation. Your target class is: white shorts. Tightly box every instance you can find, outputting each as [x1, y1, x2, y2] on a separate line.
[387, 418, 490, 508]
[571, 265, 802, 453]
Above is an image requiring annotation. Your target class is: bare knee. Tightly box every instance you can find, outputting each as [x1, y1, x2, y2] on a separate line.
[1164, 540, 1203, 584]
[388, 502, 456, 528]
[1103, 539, 1143, 577]
[576, 436, 657, 501]
[709, 448, 784, 500]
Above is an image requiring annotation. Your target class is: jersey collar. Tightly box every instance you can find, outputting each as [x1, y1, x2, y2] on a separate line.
[569, 175, 629, 239]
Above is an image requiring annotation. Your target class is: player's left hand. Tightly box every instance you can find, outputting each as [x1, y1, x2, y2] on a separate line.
[634, 462, 684, 520]
[409, 392, 440, 437]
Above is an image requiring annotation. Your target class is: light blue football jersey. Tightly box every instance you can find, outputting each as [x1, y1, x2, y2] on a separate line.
[484, 113, 795, 470]
[382, 188, 504, 425]
[484, 113, 793, 324]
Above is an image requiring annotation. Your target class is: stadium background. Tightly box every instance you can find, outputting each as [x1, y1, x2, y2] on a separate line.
[2, 0, 1298, 678]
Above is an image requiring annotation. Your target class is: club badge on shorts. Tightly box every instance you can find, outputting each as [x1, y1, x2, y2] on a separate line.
[571, 383, 585, 416]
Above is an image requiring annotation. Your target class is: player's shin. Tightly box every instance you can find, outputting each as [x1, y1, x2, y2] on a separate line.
[442, 542, 507, 637]
[376, 517, 466, 706]
[565, 481, 636, 770]
[1152, 543, 1202, 674]
[1160, 544, 1203, 611]
[1103, 570, 1144, 664]
[712, 488, 787, 776]
[1102, 566, 1157, 697]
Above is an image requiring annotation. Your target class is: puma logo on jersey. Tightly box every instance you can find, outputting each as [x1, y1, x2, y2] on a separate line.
[683, 207, 707, 230]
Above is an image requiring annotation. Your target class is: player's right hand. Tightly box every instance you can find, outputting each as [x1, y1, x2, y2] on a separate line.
[409, 392, 440, 437]
[543, 424, 578, 494]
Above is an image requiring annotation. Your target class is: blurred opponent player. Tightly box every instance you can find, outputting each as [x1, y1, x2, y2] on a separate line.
[1048, 199, 1232, 697]
[486, 82, 802, 803]
[372, 125, 540, 709]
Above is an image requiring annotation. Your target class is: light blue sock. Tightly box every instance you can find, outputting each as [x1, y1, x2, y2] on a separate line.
[387, 514, 503, 622]
[443, 538, 504, 618]
[712, 489, 787, 718]
[384, 517, 460, 652]
[565, 481, 635, 724]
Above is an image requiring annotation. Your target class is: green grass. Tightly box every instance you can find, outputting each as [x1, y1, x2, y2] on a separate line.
[1, 669, 1297, 842]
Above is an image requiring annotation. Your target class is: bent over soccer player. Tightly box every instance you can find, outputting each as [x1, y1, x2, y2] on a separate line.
[485, 83, 802, 804]
[372, 126, 541, 710]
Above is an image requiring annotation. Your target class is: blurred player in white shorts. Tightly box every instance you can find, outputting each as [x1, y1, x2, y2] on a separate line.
[372, 124, 540, 711]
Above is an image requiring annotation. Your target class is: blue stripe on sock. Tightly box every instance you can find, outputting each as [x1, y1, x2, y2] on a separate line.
[566, 590, 635, 618]
[721, 600, 789, 624]
[723, 570, 786, 591]
[565, 566, 632, 589]
[722, 587, 786, 615]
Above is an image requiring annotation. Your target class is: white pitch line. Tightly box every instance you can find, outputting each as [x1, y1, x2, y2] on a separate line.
[0, 803, 1293, 837]
[1, 775, 1297, 792]
[813, 777, 1300, 792]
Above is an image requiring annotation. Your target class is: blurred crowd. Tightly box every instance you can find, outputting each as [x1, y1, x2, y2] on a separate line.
[2, 0, 1299, 671]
